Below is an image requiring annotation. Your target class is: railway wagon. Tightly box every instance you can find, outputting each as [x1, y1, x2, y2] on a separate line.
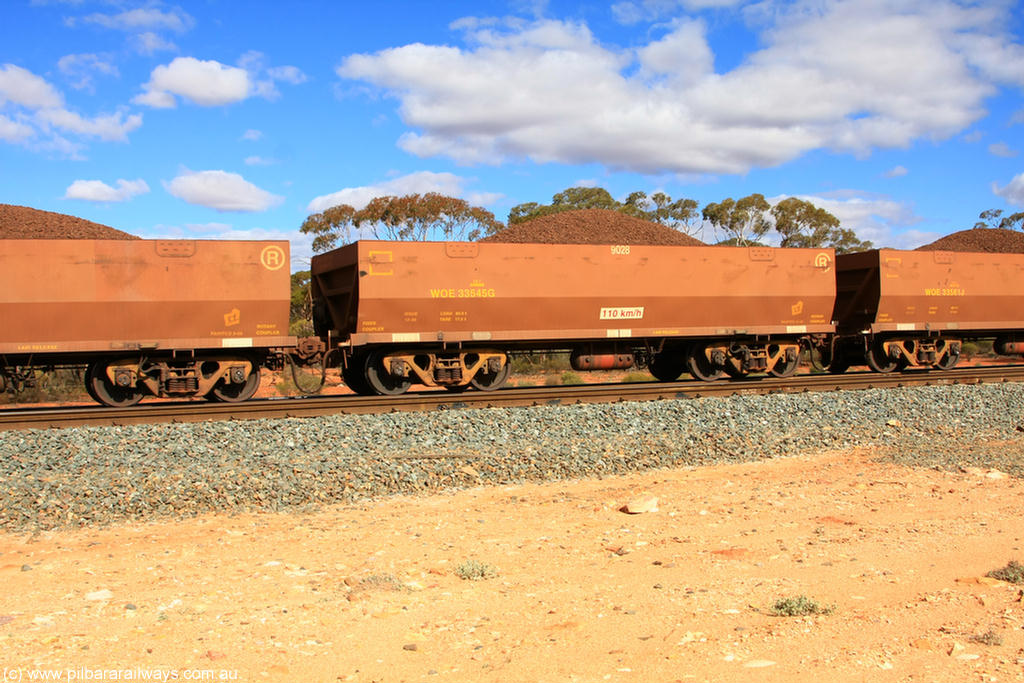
[311, 240, 837, 394]
[831, 248, 1024, 372]
[0, 239, 295, 406]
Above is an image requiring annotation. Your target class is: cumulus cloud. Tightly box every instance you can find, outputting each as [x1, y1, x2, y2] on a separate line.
[64, 178, 150, 202]
[0, 114, 34, 142]
[994, 173, 1024, 206]
[338, 1, 1022, 175]
[132, 32, 177, 55]
[241, 129, 263, 141]
[80, 8, 194, 33]
[883, 165, 908, 178]
[0, 63, 142, 152]
[134, 57, 250, 108]
[988, 141, 1018, 158]
[134, 55, 306, 108]
[244, 155, 275, 166]
[57, 53, 118, 92]
[0, 64, 63, 109]
[165, 169, 284, 212]
[306, 170, 501, 214]
[768, 191, 927, 249]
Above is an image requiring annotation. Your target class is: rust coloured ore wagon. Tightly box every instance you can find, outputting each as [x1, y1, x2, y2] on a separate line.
[311, 241, 837, 394]
[831, 249, 1024, 372]
[0, 239, 295, 406]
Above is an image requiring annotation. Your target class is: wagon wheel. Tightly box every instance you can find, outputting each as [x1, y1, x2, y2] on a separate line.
[685, 345, 724, 382]
[365, 350, 412, 396]
[341, 353, 373, 395]
[937, 342, 958, 368]
[86, 361, 144, 407]
[648, 352, 685, 382]
[865, 340, 898, 373]
[470, 356, 510, 391]
[210, 366, 261, 402]
[723, 363, 748, 379]
[768, 349, 800, 378]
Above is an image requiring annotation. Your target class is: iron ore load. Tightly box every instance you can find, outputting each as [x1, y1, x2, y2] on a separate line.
[0, 239, 296, 406]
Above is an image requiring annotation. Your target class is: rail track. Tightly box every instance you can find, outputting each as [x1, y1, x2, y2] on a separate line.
[2, 365, 1023, 432]
[3, 365, 1022, 431]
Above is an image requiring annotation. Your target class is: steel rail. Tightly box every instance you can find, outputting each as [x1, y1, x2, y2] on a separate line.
[2, 365, 1023, 432]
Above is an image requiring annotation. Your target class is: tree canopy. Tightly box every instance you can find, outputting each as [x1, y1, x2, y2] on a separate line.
[771, 197, 872, 253]
[509, 186, 701, 236]
[300, 193, 504, 253]
[702, 194, 771, 246]
[974, 208, 1024, 231]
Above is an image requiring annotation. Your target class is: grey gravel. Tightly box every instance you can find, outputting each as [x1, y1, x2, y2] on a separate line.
[1, 383, 1022, 532]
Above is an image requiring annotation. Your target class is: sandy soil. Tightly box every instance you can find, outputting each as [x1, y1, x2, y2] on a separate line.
[1, 448, 1023, 682]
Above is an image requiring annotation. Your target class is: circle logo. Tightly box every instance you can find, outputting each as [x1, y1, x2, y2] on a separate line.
[261, 245, 287, 271]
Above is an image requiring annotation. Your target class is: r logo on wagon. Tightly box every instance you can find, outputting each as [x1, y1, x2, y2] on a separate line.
[600, 306, 644, 320]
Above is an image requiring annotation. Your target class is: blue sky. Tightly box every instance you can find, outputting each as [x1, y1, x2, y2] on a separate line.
[2, 0, 1023, 269]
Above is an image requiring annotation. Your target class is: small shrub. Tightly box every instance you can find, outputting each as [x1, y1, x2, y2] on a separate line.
[970, 629, 1003, 647]
[560, 371, 583, 385]
[769, 595, 835, 617]
[455, 560, 496, 581]
[986, 560, 1024, 584]
[356, 573, 405, 591]
[510, 353, 570, 374]
[622, 371, 653, 383]
[544, 374, 561, 386]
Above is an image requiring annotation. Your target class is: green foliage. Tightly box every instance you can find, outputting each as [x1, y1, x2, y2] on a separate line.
[769, 595, 835, 617]
[510, 353, 570, 375]
[290, 270, 311, 324]
[0, 369, 89, 404]
[301, 193, 504, 253]
[455, 560, 496, 581]
[560, 371, 583, 385]
[622, 371, 654, 383]
[986, 560, 1024, 584]
[974, 209, 1024, 231]
[508, 186, 701, 236]
[703, 194, 771, 246]
[771, 197, 872, 253]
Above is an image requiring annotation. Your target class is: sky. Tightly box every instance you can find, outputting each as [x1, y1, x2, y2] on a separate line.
[2, 0, 1023, 270]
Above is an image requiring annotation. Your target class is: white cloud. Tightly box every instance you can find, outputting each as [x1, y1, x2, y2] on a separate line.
[307, 171, 497, 213]
[244, 155, 275, 166]
[994, 173, 1024, 206]
[81, 8, 193, 33]
[770, 191, 927, 249]
[612, 0, 742, 24]
[134, 55, 306, 108]
[0, 64, 141, 151]
[165, 169, 284, 212]
[132, 32, 177, 55]
[988, 141, 1018, 158]
[134, 57, 250, 108]
[0, 114, 33, 142]
[57, 53, 118, 91]
[0, 64, 63, 109]
[1012, 110, 1024, 126]
[36, 108, 142, 141]
[883, 165, 908, 178]
[241, 129, 263, 141]
[338, 2, 1021, 175]
[64, 178, 150, 202]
